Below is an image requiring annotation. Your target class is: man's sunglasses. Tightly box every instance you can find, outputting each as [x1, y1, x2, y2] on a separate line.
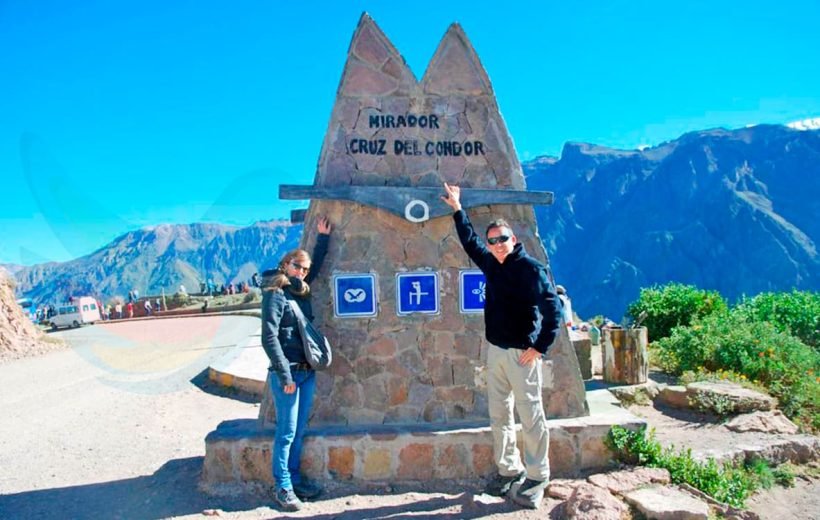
[290, 262, 310, 273]
[487, 235, 511, 245]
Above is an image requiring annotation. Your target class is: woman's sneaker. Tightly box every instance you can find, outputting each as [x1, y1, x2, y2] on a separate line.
[273, 487, 303, 511]
[293, 478, 323, 500]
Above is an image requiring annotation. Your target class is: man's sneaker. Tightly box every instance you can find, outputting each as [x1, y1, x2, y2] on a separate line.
[293, 478, 323, 500]
[273, 487, 303, 512]
[483, 471, 526, 496]
[510, 478, 548, 509]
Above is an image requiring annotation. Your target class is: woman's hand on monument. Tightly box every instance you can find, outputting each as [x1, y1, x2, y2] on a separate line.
[317, 216, 332, 235]
[441, 183, 462, 211]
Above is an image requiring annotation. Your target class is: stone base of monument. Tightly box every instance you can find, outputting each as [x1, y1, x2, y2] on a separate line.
[201, 389, 645, 493]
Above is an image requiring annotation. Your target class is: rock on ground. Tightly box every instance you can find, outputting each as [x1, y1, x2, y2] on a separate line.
[622, 485, 710, 520]
[564, 482, 629, 520]
[725, 411, 799, 435]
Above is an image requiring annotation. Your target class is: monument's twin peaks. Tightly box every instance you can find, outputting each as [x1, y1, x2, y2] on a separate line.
[340, 13, 493, 98]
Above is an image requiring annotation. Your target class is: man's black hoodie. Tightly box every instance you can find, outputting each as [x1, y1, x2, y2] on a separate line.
[453, 210, 562, 354]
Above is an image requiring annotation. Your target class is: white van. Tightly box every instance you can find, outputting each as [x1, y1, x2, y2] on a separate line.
[49, 296, 101, 330]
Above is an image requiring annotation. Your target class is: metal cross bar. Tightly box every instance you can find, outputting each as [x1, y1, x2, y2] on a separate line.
[280, 185, 553, 223]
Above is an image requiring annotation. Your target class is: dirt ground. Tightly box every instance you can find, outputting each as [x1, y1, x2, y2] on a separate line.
[626, 403, 820, 520]
[0, 322, 817, 519]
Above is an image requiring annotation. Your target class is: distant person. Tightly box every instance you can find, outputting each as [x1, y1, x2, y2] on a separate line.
[442, 183, 560, 510]
[556, 285, 573, 328]
[252, 272, 260, 288]
[155, 297, 162, 312]
[126, 302, 134, 319]
[144, 300, 152, 315]
[262, 216, 332, 512]
[115, 303, 123, 319]
[587, 323, 601, 345]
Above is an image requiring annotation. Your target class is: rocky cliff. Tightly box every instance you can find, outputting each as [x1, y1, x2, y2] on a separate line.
[0, 268, 61, 362]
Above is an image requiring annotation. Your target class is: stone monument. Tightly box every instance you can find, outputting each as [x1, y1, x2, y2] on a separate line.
[202, 14, 636, 489]
[269, 13, 587, 426]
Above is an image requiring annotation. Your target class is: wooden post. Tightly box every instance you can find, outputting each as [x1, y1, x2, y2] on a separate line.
[603, 327, 648, 384]
[570, 330, 593, 380]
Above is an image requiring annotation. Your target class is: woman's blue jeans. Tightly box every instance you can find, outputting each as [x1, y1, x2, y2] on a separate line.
[271, 368, 316, 491]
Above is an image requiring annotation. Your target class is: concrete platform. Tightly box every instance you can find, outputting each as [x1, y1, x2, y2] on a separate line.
[208, 343, 267, 397]
[201, 387, 645, 492]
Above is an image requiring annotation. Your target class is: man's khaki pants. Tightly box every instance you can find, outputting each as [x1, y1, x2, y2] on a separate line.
[487, 344, 550, 481]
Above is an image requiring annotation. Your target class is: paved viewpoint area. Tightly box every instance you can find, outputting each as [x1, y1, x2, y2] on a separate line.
[0, 316, 262, 519]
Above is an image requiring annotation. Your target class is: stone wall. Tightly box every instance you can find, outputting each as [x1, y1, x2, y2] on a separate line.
[205, 412, 642, 489]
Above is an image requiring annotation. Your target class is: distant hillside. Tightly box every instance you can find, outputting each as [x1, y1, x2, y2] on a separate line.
[525, 124, 820, 320]
[14, 221, 302, 304]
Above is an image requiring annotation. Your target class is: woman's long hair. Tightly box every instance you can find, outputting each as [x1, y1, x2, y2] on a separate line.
[261, 249, 312, 296]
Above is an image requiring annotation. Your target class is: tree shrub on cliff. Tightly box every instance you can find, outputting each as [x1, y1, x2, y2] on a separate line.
[733, 290, 820, 349]
[627, 283, 727, 341]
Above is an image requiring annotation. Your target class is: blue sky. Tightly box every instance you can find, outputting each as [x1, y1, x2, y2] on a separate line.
[2, 0, 818, 266]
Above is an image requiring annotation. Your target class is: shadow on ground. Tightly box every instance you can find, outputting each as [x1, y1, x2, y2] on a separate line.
[648, 402, 723, 425]
[0, 457, 266, 520]
[0, 456, 560, 520]
[190, 367, 261, 404]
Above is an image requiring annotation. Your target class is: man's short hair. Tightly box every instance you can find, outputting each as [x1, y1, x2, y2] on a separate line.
[485, 218, 513, 236]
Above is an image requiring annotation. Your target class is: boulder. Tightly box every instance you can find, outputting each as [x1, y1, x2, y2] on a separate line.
[547, 478, 584, 500]
[622, 485, 710, 520]
[725, 410, 799, 435]
[686, 381, 776, 414]
[656, 385, 690, 409]
[609, 383, 660, 406]
[588, 467, 670, 495]
[565, 482, 629, 520]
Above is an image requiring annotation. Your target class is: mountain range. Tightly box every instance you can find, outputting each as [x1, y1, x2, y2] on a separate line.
[9, 124, 820, 319]
[527, 124, 819, 319]
[11, 221, 301, 305]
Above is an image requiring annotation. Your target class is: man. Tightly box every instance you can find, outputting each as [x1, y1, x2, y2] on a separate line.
[556, 284, 573, 328]
[441, 182, 562, 509]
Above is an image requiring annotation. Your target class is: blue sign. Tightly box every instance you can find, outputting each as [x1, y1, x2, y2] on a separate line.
[333, 274, 377, 318]
[396, 272, 439, 315]
[459, 270, 486, 313]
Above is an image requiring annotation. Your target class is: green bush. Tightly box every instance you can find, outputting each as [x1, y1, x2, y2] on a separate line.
[733, 290, 820, 349]
[627, 283, 727, 341]
[607, 425, 755, 507]
[654, 311, 820, 431]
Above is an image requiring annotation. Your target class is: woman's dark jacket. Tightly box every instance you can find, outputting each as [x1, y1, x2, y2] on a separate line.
[260, 234, 328, 386]
[453, 210, 562, 354]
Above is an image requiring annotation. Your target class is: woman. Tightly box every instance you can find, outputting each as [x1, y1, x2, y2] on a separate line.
[260, 216, 330, 512]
